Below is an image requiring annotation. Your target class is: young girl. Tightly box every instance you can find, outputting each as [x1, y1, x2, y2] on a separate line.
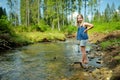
[76, 14, 93, 67]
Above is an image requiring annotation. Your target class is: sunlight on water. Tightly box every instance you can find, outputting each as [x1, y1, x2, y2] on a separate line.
[0, 40, 102, 80]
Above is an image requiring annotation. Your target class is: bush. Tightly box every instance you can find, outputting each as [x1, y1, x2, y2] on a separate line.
[38, 20, 50, 32]
[62, 25, 77, 35]
[0, 17, 11, 34]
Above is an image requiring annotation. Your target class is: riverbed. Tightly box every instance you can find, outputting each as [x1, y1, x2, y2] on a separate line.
[0, 39, 103, 80]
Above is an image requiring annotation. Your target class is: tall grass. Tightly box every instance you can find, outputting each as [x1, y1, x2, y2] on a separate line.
[89, 22, 120, 34]
[11, 26, 66, 43]
[100, 36, 120, 50]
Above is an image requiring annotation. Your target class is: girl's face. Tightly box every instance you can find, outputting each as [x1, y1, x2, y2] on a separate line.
[77, 15, 83, 23]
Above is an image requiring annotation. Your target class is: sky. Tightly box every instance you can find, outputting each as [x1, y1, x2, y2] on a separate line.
[0, 0, 8, 10]
[100, 0, 120, 12]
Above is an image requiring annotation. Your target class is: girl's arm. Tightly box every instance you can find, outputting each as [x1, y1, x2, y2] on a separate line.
[84, 22, 94, 32]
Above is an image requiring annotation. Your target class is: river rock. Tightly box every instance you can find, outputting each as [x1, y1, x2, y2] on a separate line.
[88, 54, 95, 59]
[96, 60, 103, 64]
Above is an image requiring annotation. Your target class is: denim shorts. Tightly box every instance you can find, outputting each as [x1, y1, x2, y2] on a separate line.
[80, 40, 88, 46]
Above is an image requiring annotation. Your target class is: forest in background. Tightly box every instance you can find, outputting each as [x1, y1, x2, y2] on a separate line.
[0, 0, 120, 50]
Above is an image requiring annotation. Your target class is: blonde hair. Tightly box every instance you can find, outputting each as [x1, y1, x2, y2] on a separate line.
[76, 14, 83, 26]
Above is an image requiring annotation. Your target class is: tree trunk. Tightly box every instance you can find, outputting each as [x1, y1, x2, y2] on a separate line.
[58, 18, 60, 31]
[26, 0, 30, 26]
[52, 21, 54, 30]
[38, 0, 40, 24]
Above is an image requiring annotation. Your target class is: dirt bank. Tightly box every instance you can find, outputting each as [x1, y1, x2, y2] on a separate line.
[89, 30, 120, 43]
[91, 30, 120, 80]
[90, 30, 120, 67]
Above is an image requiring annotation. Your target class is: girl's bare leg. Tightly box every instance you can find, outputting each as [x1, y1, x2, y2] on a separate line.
[80, 46, 88, 64]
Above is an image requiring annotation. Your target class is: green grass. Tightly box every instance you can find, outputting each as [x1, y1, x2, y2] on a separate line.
[113, 53, 120, 63]
[13, 30, 66, 43]
[100, 38, 120, 50]
[89, 22, 120, 34]
[100, 41, 111, 50]
[114, 55, 120, 60]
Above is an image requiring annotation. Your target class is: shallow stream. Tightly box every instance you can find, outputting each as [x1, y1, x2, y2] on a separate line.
[0, 39, 102, 80]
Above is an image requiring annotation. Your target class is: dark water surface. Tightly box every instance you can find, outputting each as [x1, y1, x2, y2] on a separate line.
[0, 39, 101, 80]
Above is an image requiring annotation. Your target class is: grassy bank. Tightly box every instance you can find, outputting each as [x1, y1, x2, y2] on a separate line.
[13, 31, 66, 43]
[0, 22, 66, 50]
[89, 22, 120, 34]
[0, 30, 66, 50]
[89, 21, 120, 42]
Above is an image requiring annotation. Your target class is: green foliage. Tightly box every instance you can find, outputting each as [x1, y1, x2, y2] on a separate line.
[100, 41, 111, 50]
[89, 22, 120, 34]
[113, 56, 120, 60]
[0, 7, 6, 18]
[14, 31, 65, 43]
[11, 34, 31, 44]
[37, 20, 50, 32]
[112, 12, 120, 22]
[12, 20, 50, 33]
[0, 16, 11, 34]
[100, 38, 120, 50]
[62, 25, 77, 35]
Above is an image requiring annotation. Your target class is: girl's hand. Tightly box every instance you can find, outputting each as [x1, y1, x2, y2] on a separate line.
[84, 29, 88, 33]
[84, 22, 94, 32]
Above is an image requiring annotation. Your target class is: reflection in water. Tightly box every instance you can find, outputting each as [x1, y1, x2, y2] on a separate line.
[0, 40, 101, 80]
[13, 51, 23, 79]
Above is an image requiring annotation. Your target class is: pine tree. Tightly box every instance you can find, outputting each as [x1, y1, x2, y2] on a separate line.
[0, 7, 7, 18]
[7, 0, 19, 26]
[104, 3, 111, 22]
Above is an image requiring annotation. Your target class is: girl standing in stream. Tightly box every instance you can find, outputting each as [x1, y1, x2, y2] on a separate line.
[76, 14, 94, 68]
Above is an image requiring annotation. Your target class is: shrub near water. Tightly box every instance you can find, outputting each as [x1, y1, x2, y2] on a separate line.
[62, 25, 77, 35]
[0, 17, 11, 34]
[12, 26, 66, 43]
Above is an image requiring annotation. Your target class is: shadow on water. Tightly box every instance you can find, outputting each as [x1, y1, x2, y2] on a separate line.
[0, 39, 102, 80]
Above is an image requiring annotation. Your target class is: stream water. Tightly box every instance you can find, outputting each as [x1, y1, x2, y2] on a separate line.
[0, 39, 102, 80]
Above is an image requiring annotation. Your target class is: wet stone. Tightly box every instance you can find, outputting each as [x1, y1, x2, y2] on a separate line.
[96, 60, 103, 64]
